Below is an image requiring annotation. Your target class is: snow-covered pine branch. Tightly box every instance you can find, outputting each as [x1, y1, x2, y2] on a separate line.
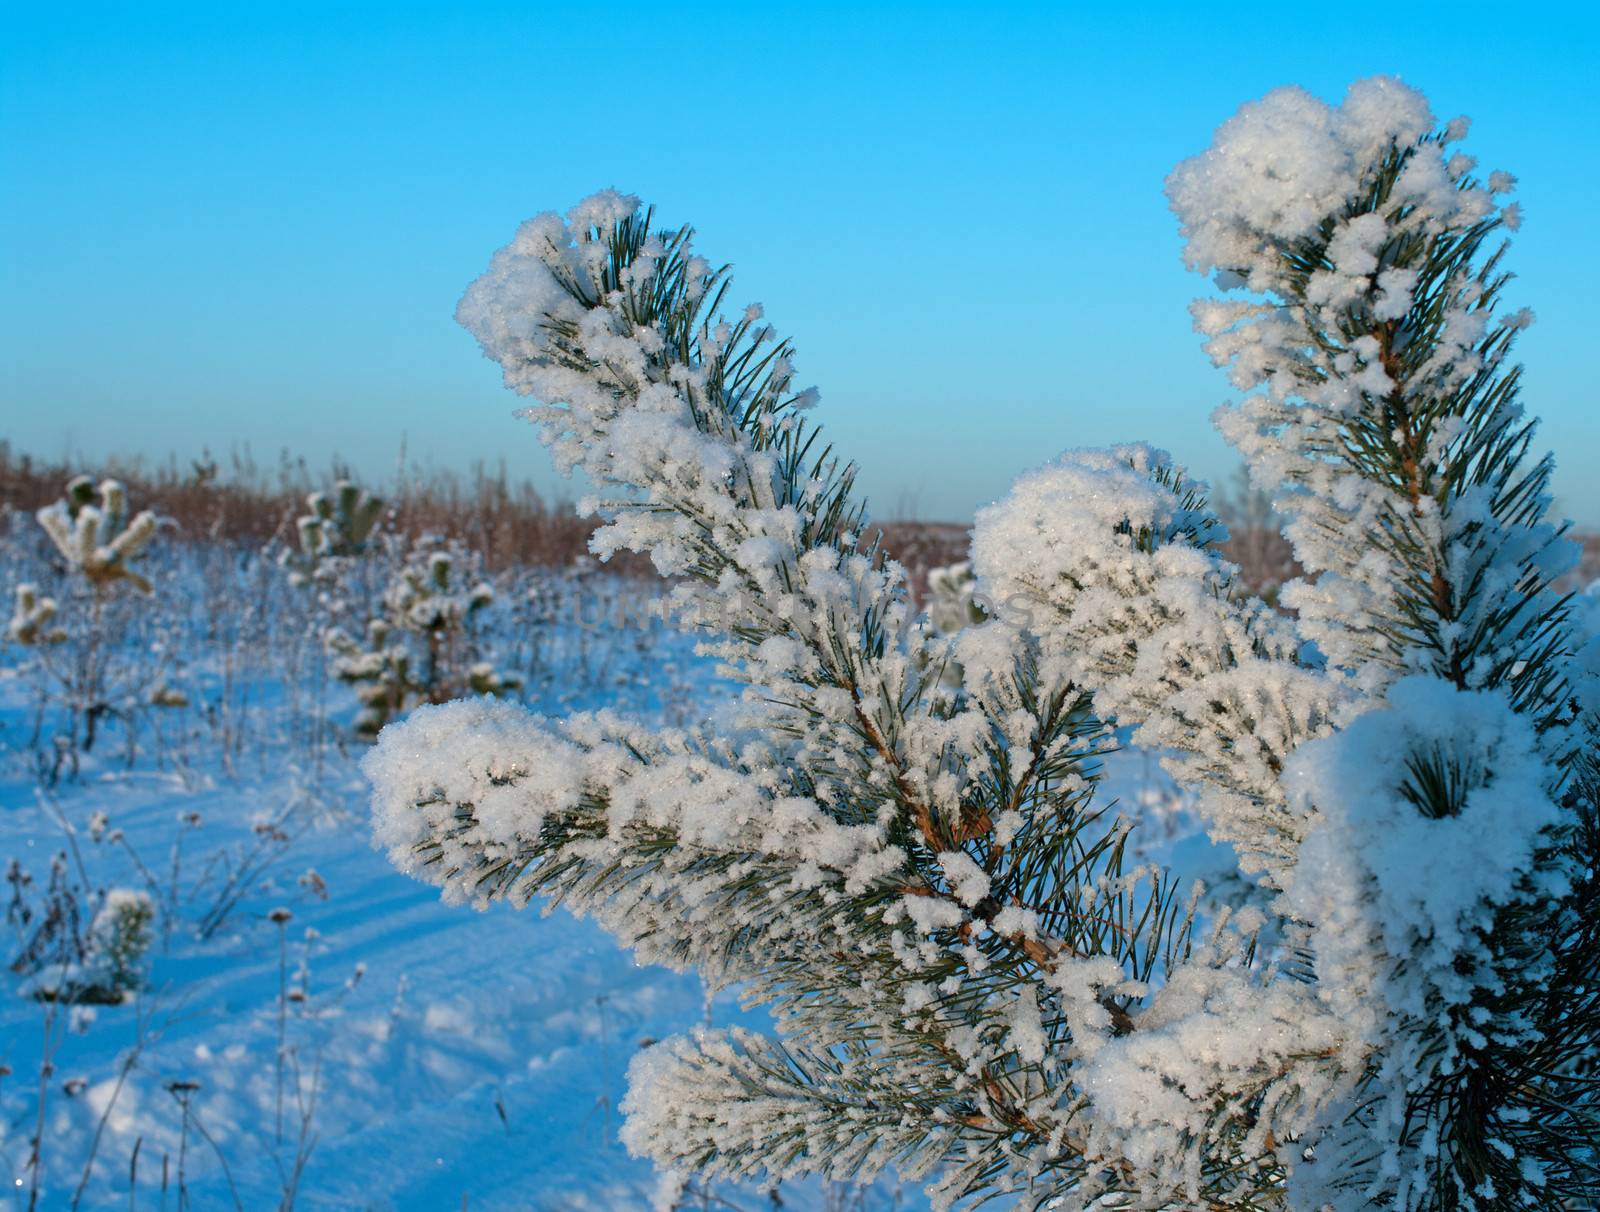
[366, 193, 1216, 1207]
[1163, 77, 1599, 1209]
[1169, 78, 1576, 730]
[365, 78, 1599, 1211]
[972, 444, 1349, 887]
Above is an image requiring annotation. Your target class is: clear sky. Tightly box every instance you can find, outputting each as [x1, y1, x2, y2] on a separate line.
[3, 1, 1597, 523]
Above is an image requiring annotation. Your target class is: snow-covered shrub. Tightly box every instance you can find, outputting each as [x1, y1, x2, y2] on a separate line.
[9, 851, 155, 1005]
[5, 476, 186, 753]
[365, 81, 1598, 1211]
[7, 582, 65, 646]
[34, 476, 159, 591]
[76, 888, 156, 1001]
[329, 537, 520, 738]
[924, 562, 985, 638]
[281, 479, 385, 589]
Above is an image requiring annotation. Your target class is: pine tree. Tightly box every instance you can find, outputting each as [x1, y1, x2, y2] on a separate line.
[364, 82, 1599, 1210]
[281, 479, 385, 588]
[9, 849, 155, 1005]
[8, 476, 185, 751]
[329, 538, 521, 739]
[327, 617, 413, 740]
[65, 888, 156, 1004]
[7, 583, 67, 647]
[35, 476, 159, 591]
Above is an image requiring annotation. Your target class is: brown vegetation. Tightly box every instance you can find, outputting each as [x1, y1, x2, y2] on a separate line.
[4, 442, 1594, 594]
[0, 442, 597, 571]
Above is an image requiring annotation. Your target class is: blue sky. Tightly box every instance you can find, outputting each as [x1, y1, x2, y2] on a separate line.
[4, 1, 1597, 522]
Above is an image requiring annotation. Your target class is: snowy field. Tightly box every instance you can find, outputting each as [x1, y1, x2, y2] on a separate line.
[7, 484, 1582, 1209]
[6, 52, 1599, 1210]
[0, 523, 956, 1211]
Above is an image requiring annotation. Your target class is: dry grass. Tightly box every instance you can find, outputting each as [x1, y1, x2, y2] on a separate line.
[5, 442, 1593, 594]
[0, 442, 598, 571]
[0, 444, 979, 589]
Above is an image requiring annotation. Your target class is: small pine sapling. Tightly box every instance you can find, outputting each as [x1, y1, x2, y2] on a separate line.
[327, 618, 412, 739]
[79, 889, 156, 1002]
[9, 851, 155, 1005]
[923, 562, 985, 638]
[35, 476, 159, 592]
[8, 477, 185, 753]
[281, 479, 385, 589]
[329, 539, 521, 738]
[7, 584, 66, 647]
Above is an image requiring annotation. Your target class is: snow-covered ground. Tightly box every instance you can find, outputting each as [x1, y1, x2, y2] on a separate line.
[1, 759, 715, 1210]
[0, 529, 1215, 1211]
[0, 528, 943, 1211]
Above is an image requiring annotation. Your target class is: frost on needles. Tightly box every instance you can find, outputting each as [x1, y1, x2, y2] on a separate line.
[365, 78, 1600, 1210]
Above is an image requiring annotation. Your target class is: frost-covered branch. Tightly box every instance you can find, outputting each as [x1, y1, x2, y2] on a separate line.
[1167, 78, 1600, 1209]
[366, 196, 1234, 1205]
[971, 445, 1350, 885]
[367, 86, 1599, 1210]
[1169, 79, 1577, 729]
